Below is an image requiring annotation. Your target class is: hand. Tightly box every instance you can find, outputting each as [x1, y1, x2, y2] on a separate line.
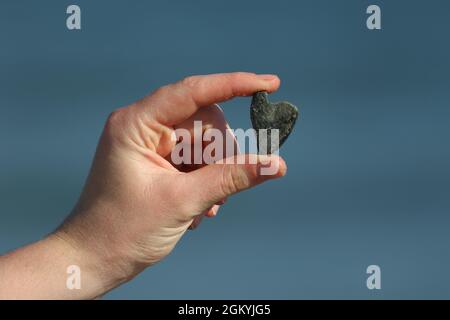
[0, 72, 287, 299]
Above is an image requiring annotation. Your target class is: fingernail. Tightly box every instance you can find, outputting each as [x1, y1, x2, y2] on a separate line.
[210, 206, 219, 217]
[258, 74, 278, 82]
[258, 154, 273, 165]
[257, 155, 284, 177]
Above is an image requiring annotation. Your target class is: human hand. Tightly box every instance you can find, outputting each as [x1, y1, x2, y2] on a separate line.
[52, 72, 287, 296]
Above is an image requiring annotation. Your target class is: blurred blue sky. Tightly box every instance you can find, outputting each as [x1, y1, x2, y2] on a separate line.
[1, 0, 449, 299]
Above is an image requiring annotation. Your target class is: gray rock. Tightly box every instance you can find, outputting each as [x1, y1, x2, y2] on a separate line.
[250, 91, 299, 154]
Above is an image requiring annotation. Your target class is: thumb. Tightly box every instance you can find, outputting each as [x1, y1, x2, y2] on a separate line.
[182, 154, 287, 214]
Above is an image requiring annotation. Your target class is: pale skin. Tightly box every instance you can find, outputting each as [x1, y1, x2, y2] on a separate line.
[0, 72, 287, 299]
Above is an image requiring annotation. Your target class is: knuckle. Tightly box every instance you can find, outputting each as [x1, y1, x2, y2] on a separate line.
[232, 71, 248, 79]
[220, 165, 250, 196]
[104, 108, 127, 136]
[181, 75, 200, 89]
[230, 71, 253, 82]
[150, 84, 171, 98]
[106, 108, 124, 127]
[227, 72, 253, 97]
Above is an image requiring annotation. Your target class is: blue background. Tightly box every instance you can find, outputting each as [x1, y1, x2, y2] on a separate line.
[1, 0, 449, 299]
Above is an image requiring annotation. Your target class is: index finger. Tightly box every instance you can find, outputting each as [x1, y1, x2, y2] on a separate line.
[140, 72, 280, 126]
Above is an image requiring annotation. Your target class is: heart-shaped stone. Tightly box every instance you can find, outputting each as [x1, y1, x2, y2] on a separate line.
[250, 91, 299, 154]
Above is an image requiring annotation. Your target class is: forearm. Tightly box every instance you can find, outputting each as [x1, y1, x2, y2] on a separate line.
[0, 234, 117, 299]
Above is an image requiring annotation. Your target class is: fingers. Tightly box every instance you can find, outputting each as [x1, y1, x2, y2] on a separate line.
[206, 203, 221, 217]
[215, 198, 227, 206]
[189, 214, 204, 230]
[189, 205, 220, 230]
[142, 72, 280, 126]
[168, 104, 239, 171]
[182, 154, 287, 215]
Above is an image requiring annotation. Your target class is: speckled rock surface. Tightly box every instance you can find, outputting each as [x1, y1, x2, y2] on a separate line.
[250, 91, 298, 154]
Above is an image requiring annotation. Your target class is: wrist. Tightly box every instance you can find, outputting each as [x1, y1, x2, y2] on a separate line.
[50, 225, 131, 299]
[42, 233, 111, 299]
